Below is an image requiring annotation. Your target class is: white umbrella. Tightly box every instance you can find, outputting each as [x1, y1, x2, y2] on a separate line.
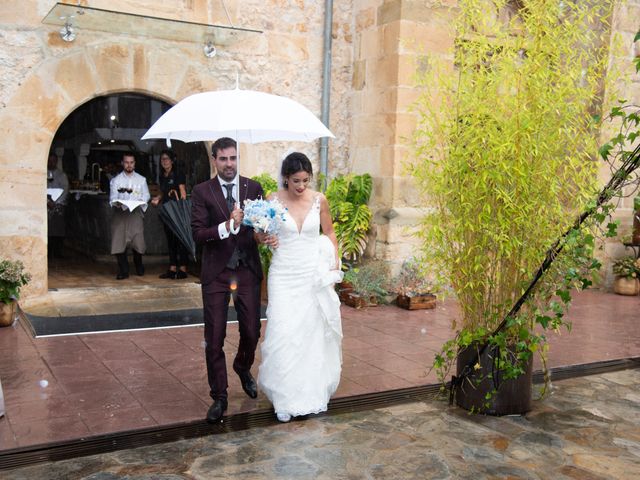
[141, 88, 334, 145]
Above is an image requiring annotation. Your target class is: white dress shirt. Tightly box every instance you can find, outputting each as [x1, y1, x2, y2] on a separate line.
[109, 171, 150, 212]
[217, 175, 239, 239]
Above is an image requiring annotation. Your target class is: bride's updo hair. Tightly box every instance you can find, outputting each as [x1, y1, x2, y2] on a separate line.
[280, 152, 313, 188]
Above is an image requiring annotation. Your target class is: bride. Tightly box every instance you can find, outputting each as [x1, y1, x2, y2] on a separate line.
[257, 152, 343, 423]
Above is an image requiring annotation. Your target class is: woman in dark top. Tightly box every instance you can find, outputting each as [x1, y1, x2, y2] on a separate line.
[151, 149, 188, 279]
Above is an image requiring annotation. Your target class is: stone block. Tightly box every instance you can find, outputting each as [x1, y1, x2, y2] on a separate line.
[358, 29, 382, 61]
[0, 234, 47, 298]
[396, 87, 421, 112]
[0, 30, 44, 105]
[351, 146, 387, 176]
[352, 113, 395, 147]
[5, 70, 72, 134]
[0, 168, 46, 212]
[0, 112, 56, 166]
[613, 5, 640, 34]
[356, 7, 376, 33]
[0, 2, 44, 25]
[268, 33, 309, 61]
[394, 112, 418, 142]
[357, 87, 394, 115]
[380, 144, 413, 174]
[89, 43, 133, 93]
[353, 60, 367, 90]
[369, 55, 400, 88]
[400, 20, 455, 56]
[174, 64, 221, 101]
[377, 230, 422, 266]
[54, 52, 100, 106]
[0, 206, 46, 237]
[144, 48, 190, 100]
[377, 0, 401, 25]
[393, 176, 420, 206]
[382, 21, 401, 56]
[369, 175, 393, 206]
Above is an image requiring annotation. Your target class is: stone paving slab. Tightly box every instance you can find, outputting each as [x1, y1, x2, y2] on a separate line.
[3, 369, 640, 479]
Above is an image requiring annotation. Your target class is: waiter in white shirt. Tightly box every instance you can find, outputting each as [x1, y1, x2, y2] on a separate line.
[46, 153, 69, 258]
[109, 152, 150, 280]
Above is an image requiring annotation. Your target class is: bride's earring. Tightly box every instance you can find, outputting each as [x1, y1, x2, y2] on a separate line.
[284, 179, 288, 188]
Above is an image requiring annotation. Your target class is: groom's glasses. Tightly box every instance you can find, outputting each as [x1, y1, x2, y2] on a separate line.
[117, 187, 133, 193]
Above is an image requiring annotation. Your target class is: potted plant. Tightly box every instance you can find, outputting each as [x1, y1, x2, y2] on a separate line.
[412, 0, 620, 414]
[0, 258, 31, 327]
[324, 173, 373, 264]
[612, 256, 640, 296]
[394, 258, 436, 310]
[251, 173, 279, 301]
[340, 261, 390, 309]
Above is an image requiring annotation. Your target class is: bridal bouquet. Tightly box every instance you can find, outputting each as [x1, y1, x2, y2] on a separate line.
[242, 198, 287, 234]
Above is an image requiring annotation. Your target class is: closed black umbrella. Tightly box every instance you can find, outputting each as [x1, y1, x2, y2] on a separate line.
[159, 199, 197, 261]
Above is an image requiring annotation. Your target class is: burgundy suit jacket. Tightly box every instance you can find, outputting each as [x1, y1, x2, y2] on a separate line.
[191, 176, 264, 286]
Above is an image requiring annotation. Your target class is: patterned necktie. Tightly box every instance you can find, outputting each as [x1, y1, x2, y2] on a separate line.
[224, 183, 235, 212]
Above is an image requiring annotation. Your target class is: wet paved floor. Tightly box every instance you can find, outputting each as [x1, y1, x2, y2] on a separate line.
[3, 368, 640, 479]
[0, 289, 638, 450]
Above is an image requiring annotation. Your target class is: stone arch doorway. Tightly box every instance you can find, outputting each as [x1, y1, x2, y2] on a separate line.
[47, 91, 209, 289]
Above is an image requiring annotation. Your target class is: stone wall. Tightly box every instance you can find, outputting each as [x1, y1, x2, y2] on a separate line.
[599, 0, 640, 287]
[350, 0, 457, 269]
[1, 0, 637, 298]
[350, 0, 640, 282]
[0, 0, 353, 297]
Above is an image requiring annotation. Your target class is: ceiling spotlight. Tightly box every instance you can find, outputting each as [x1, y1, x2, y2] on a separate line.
[203, 41, 217, 58]
[59, 22, 76, 42]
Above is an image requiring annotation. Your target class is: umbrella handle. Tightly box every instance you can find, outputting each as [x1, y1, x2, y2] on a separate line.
[229, 218, 240, 235]
[168, 189, 179, 200]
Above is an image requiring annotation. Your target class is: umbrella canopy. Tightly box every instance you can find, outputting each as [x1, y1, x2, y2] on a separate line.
[141, 88, 334, 145]
[158, 199, 197, 261]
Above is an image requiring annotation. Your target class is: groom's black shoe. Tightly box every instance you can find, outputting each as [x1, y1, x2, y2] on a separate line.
[206, 398, 228, 424]
[235, 368, 258, 399]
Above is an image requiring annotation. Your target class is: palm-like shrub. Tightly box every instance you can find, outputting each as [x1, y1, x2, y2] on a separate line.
[325, 173, 373, 263]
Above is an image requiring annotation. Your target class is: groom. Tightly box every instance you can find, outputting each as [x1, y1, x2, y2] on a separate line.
[191, 137, 264, 423]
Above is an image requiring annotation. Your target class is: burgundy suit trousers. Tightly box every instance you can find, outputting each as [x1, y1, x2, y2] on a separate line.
[202, 265, 261, 401]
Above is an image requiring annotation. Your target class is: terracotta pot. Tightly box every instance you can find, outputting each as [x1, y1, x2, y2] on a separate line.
[0, 300, 16, 328]
[613, 276, 640, 296]
[397, 293, 436, 310]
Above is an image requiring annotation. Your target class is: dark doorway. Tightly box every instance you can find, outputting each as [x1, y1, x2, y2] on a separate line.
[47, 92, 209, 287]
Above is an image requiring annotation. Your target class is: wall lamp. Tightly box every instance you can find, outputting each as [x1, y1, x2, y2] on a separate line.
[203, 41, 217, 58]
[60, 22, 76, 42]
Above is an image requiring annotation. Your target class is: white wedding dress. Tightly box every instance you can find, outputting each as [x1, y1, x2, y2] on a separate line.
[258, 194, 343, 418]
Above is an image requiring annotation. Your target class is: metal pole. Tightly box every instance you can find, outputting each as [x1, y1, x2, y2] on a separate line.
[320, 0, 333, 187]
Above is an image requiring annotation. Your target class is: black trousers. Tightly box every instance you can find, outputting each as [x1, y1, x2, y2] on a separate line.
[163, 224, 189, 268]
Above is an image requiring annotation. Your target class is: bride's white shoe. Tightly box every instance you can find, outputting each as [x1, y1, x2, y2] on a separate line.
[276, 413, 292, 423]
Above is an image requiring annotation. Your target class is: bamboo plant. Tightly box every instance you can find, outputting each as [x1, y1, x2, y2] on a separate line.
[411, 0, 619, 399]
